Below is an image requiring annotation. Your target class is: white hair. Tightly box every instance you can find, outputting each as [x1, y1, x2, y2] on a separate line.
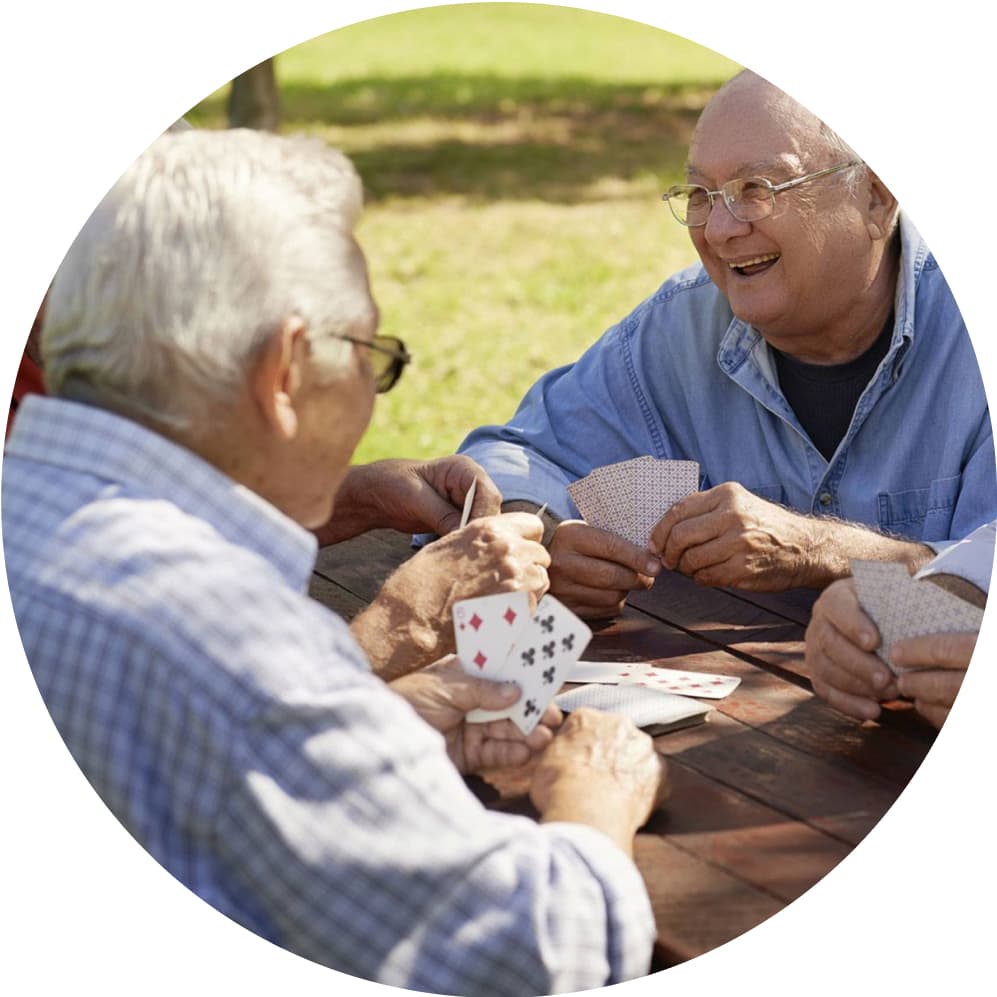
[42, 128, 373, 431]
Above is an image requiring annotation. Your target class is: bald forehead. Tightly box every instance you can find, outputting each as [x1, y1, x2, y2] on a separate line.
[688, 72, 828, 181]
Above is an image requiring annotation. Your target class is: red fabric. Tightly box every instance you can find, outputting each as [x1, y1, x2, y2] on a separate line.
[7, 352, 45, 440]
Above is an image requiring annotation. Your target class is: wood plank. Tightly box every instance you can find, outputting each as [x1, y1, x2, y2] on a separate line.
[313, 528, 415, 603]
[655, 711, 903, 844]
[634, 834, 788, 965]
[585, 608, 934, 786]
[627, 572, 810, 675]
[308, 572, 367, 621]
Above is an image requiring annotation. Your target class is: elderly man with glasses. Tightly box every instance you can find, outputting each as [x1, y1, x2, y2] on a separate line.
[458, 70, 994, 617]
[2, 129, 668, 993]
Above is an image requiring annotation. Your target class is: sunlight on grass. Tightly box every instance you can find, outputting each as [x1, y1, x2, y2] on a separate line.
[188, 3, 739, 463]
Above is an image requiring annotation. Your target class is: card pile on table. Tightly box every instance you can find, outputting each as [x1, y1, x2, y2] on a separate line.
[567, 457, 700, 547]
[453, 591, 593, 734]
[850, 559, 986, 673]
[554, 682, 712, 735]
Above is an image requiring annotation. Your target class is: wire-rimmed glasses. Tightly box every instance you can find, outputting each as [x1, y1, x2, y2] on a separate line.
[662, 161, 862, 227]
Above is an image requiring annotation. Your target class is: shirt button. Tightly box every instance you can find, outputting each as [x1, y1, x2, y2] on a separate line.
[818, 492, 833, 507]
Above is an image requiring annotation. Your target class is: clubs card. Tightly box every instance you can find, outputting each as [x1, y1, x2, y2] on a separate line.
[850, 559, 986, 673]
[466, 594, 593, 735]
[568, 659, 740, 699]
[555, 682, 712, 735]
[452, 591, 531, 679]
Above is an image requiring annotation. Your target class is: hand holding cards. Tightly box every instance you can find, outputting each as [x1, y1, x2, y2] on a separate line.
[568, 457, 699, 547]
[453, 592, 593, 734]
[850, 559, 986, 673]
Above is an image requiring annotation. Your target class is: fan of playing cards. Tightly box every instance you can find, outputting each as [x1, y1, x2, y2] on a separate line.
[850, 559, 986, 673]
[567, 457, 700, 548]
[453, 591, 593, 735]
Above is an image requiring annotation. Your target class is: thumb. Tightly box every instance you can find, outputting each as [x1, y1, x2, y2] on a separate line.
[466, 677, 522, 712]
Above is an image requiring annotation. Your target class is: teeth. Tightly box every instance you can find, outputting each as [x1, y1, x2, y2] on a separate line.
[729, 254, 779, 269]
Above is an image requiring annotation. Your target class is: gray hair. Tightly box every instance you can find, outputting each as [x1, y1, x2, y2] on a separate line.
[42, 128, 373, 431]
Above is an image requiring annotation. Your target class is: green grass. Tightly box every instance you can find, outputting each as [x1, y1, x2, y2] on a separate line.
[188, 3, 739, 463]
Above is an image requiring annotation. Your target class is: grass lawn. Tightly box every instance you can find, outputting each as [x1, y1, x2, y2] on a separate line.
[188, 3, 739, 463]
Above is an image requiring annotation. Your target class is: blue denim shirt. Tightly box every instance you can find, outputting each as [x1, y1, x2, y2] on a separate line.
[460, 215, 995, 544]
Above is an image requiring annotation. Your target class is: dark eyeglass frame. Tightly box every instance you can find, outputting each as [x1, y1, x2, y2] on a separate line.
[333, 333, 412, 393]
[661, 160, 862, 227]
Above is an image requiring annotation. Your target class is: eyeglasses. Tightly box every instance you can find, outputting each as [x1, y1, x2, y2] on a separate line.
[662, 161, 862, 227]
[333, 333, 411, 393]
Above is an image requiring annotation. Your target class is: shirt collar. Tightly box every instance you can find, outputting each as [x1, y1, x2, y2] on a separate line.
[717, 210, 926, 375]
[5, 395, 318, 592]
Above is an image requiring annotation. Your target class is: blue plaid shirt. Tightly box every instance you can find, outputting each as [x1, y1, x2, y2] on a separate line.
[2, 396, 655, 995]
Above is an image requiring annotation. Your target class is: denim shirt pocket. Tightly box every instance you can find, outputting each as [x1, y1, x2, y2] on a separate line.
[877, 474, 962, 540]
[747, 483, 788, 505]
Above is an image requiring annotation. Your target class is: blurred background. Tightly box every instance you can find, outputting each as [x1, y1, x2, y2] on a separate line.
[187, 3, 739, 464]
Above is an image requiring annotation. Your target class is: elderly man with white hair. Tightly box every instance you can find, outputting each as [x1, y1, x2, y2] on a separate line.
[459, 70, 994, 618]
[2, 129, 667, 994]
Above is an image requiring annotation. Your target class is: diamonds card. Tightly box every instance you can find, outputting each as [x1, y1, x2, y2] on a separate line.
[452, 591, 531, 680]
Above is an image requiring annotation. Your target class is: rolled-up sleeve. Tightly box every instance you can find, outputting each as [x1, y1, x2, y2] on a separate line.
[213, 669, 655, 997]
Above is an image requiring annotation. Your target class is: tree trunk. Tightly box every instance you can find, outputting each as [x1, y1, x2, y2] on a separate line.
[227, 58, 280, 131]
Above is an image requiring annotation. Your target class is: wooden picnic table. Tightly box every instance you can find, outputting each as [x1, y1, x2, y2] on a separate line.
[310, 528, 937, 971]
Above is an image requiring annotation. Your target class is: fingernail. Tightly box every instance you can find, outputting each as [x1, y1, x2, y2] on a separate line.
[871, 670, 889, 691]
[859, 631, 877, 650]
[644, 557, 662, 576]
[500, 682, 520, 701]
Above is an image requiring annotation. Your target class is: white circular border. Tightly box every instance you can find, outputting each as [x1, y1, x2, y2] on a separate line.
[2, 2, 992, 994]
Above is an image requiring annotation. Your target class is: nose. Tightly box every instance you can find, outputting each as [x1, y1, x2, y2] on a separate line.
[701, 194, 752, 246]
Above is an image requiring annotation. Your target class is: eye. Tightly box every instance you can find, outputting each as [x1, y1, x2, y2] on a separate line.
[735, 179, 771, 203]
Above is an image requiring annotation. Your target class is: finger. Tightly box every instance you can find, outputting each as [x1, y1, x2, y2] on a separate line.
[494, 511, 545, 543]
[818, 582, 880, 651]
[896, 669, 965, 709]
[469, 474, 503, 519]
[651, 488, 722, 557]
[561, 523, 662, 577]
[811, 676, 882, 721]
[470, 678, 523, 712]
[547, 574, 629, 617]
[477, 739, 532, 771]
[891, 631, 977, 672]
[911, 700, 950, 729]
[660, 510, 724, 571]
[805, 618, 893, 696]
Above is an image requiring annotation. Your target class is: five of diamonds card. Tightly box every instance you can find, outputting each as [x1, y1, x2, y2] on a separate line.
[453, 592, 593, 734]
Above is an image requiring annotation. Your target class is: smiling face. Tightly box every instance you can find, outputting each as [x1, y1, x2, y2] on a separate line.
[686, 74, 898, 362]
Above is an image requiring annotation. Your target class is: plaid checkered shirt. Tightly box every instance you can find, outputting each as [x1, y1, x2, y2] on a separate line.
[2, 395, 655, 995]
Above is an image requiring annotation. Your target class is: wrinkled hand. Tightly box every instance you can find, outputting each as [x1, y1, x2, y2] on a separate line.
[530, 710, 669, 849]
[316, 456, 502, 545]
[894, 632, 976, 729]
[355, 512, 550, 679]
[548, 520, 661, 619]
[804, 578, 898, 720]
[651, 482, 817, 590]
[390, 656, 562, 774]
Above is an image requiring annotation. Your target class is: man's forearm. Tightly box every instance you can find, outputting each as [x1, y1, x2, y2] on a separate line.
[803, 519, 935, 588]
[539, 775, 647, 858]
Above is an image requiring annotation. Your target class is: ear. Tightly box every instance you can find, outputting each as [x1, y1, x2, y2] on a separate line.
[249, 315, 309, 440]
[864, 170, 898, 241]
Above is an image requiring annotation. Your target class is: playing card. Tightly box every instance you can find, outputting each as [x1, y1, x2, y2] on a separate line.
[568, 457, 699, 548]
[850, 559, 986, 673]
[632, 457, 700, 548]
[568, 660, 740, 699]
[466, 594, 592, 734]
[555, 682, 712, 734]
[452, 591, 531, 679]
[620, 665, 740, 700]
